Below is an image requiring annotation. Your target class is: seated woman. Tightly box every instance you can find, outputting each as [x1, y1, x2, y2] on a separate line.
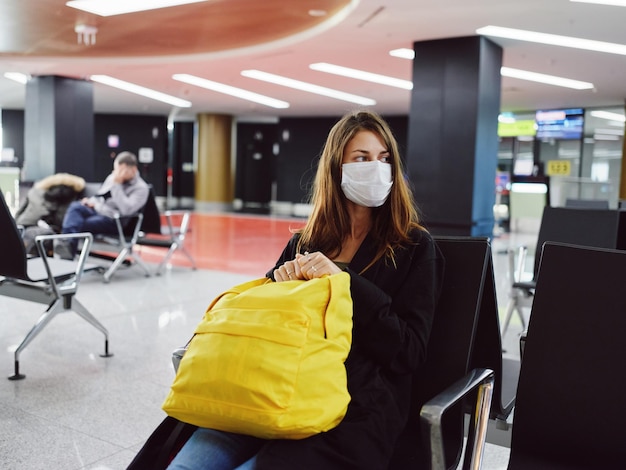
[163, 110, 445, 470]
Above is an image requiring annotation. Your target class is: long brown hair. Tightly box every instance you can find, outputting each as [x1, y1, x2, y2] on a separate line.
[296, 110, 424, 270]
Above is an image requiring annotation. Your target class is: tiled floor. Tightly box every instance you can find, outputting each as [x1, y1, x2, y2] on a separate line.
[0, 212, 538, 470]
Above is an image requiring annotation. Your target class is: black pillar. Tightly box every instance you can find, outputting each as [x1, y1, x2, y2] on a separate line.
[407, 36, 502, 237]
[24, 75, 94, 181]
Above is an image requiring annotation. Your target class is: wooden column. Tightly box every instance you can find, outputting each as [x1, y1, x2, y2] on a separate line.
[195, 113, 233, 211]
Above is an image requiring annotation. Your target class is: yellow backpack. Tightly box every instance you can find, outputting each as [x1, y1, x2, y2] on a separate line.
[162, 272, 353, 439]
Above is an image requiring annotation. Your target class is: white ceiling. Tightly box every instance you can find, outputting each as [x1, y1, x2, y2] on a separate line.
[0, 0, 625, 124]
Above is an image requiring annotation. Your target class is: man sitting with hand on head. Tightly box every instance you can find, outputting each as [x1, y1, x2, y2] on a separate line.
[54, 151, 150, 260]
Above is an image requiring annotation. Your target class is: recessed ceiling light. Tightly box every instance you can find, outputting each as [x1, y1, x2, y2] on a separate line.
[66, 0, 210, 17]
[241, 70, 376, 106]
[172, 74, 289, 109]
[501, 67, 594, 90]
[309, 63, 413, 90]
[571, 0, 626, 6]
[476, 25, 626, 55]
[90, 75, 192, 107]
[3, 72, 30, 84]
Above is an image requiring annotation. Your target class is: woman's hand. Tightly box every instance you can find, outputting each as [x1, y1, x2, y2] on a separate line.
[273, 258, 303, 282]
[273, 251, 342, 282]
[296, 251, 342, 280]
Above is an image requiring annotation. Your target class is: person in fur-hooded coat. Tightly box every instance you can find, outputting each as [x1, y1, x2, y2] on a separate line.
[15, 172, 86, 231]
[15, 173, 85, 256]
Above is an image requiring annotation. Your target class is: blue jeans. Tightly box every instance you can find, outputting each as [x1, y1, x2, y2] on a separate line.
[166, 428, 265, 470]
[61, 201, 117, 254]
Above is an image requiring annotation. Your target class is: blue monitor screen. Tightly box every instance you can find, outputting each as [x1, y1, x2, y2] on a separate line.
[535, 108, 584, 140]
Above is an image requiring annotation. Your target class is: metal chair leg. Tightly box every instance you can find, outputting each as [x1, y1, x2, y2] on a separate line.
[8, 296, 113, 380]
[8, 300, 61, 380]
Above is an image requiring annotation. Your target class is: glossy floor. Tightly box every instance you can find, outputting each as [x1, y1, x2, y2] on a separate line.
[0, 213, 537, 470]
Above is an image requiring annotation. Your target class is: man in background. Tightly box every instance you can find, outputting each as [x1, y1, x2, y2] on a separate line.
[54, 151, 149, 260]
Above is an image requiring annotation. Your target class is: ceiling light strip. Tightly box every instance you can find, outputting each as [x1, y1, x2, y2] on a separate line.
[571, 0, 626, 7]
[501, 67, 594, 90]
[66, 0, 209, 17]
[389, 48, 593, 90]
[241, 70, 376, 106]
[476, 25, 626, 55]
[3, 72, 30, 84]
[310, 63, 413, 90]
[389, 48, 415, 60]
[590, 110, 626, 122]
[172, 74, 289, 109]
[90, 75, 192, 107]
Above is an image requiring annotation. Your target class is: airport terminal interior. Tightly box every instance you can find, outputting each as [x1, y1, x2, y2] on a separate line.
[1, 1, 626, 469]
[0, 207, 537, 470]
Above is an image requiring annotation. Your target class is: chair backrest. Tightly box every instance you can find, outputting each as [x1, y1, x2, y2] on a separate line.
[391, 236, 489, 469]
[81, 182, 102, 198]
[139, 187, 163, 235]
[509, 242, 626, 468]
[0, 191, 29, 280]
[117, 186, 161, 239]
[564, 198, 610, 210]
[469, 246, 519, 421]
[531, 206, 626, 280]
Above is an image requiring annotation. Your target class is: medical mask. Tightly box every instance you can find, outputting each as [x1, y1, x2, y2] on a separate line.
[341, 160, 393, 207]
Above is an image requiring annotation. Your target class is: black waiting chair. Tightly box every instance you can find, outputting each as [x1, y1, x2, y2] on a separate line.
[135, 188, 196, 275]
[502, 205, 626, 338]
[130, 236, 495, 470]
[88, 187, 156, 282]
[506, 242, 626, 469]
[468, 242, 519, 427]
[0, 192, 112, 380]
[391, 236, 496, 470]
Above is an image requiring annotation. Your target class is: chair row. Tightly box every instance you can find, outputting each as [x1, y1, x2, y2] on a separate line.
[502, 205, 626, 338]
[7, 194, 623, 469]
[413, 237, 626, 468]
[83, 183, 196, 282]
[0, 187, 196, 379]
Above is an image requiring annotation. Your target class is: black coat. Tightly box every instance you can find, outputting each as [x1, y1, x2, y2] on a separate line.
[255, 229, 444, 470]
[127, 228, 444, 470]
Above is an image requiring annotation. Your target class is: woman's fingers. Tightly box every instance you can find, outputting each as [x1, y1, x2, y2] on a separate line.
[297, 251, 340, 278]
[274, 260, 299, 282]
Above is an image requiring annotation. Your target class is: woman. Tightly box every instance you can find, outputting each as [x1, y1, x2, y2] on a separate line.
[167, 110, 444, 469]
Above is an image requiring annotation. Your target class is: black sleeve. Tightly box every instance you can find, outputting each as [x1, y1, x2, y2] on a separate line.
[265, 234, 300, 280]
[347, 232, 445, 374]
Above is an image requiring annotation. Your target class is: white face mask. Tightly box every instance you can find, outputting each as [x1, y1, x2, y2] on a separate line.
[341, 160, 393, 208]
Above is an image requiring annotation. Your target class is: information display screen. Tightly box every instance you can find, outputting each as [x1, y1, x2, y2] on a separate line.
[535, 108, 584, 140]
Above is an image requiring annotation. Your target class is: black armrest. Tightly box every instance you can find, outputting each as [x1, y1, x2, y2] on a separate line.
[511, 280, 536, 290]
